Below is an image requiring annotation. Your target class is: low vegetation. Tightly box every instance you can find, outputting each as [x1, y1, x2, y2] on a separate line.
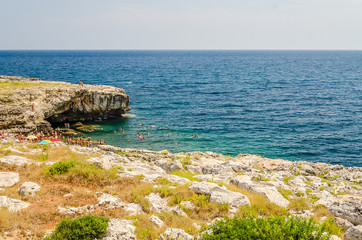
[199, 216, 332, 240]
[44, 215, 109, 240]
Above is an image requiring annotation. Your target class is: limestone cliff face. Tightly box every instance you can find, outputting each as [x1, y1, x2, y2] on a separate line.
[0, 75, 130, 133]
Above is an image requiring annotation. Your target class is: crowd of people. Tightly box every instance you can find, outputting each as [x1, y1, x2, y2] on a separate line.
[0, 127, 108, 148]
[1, 122, 200, 147]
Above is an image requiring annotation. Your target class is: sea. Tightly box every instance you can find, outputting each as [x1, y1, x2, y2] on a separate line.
[0, 50, 361, 167]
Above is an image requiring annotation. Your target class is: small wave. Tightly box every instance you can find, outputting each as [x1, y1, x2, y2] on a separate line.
[122, 113, 137, 118]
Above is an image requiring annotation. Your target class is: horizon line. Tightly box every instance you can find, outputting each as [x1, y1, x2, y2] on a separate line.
[1, 49, 362, 51]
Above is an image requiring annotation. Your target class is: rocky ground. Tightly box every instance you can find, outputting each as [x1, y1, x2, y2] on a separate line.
[0, 138, 361, 239]
[0, 75, 130, 133]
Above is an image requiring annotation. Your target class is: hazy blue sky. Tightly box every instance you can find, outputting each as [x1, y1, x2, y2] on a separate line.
[1, 0, 361, 50]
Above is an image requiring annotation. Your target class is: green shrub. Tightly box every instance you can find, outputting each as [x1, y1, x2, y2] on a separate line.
[46, 161, 76, 176]
[199, 216, 331, 240]
[45, 215, 109, 240]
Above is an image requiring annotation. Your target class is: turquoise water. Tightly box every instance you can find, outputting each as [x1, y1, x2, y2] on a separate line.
[0, 50, 361, 167]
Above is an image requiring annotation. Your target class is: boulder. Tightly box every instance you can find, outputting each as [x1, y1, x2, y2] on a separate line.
[159, 228, 193, 240]
[18, 182, 41, 197]
[0, 196, 29, 212]
[0, 172, 19, 187]
[329, 201, 362, 225]
[100, 219, 136, 240]
[344, 225, 362, 240]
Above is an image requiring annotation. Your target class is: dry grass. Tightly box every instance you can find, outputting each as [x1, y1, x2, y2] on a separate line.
[226, 184, 287, 218]
[134, 212, 197, 240]
[0, 154, 147, 239]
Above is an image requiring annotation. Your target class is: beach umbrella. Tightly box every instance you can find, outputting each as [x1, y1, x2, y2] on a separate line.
[45, 140, 52, 143]
[51, 138, 62, 142]
[38, 140, 48, 144]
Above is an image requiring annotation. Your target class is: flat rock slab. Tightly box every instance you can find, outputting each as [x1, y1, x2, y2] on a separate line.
[189, 182, 250, 213]
[231, 176, 289, 208]
[0, 172, 19, 187]
[209, 188, 251, 213]
[100, 219, 136, 240]
[0, 196, 29, 212]
[0, 155, 32, 166]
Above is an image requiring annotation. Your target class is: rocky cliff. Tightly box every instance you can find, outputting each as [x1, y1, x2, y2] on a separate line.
[0, 75, 130, 133]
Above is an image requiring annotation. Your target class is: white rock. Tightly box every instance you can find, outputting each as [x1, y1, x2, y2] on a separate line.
[189, 182, 250, 213]
[100, 219, 136, 240]
[231, 176, 289, 208]
[329, 201, 362, 225]
[335, 217, 354, 230]
[169, 206, 187, 216]
[0, 172, 19, 187]
[209, 187, 251, 213]
[0, 155, 32, 166]
[164, 174, 191, 185]
[18, 182, 41, 197]
[149, 215, 164, 227]
[186, 165, 202, 173]
[330, 235, 342, 240]
[145, 193, 168, 213]
[155, 160, 183, 173]
[98, 193, 125, 209]
[58, 205, 94, 215]
[159, 228, 193, 240]
[0, 196, 29, 212]
[123, 203, 144, 216]
[344, 225, 362, 240]
[189, 182, 221, 195]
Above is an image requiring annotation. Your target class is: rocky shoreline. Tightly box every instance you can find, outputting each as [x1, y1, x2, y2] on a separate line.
[0, 76, 361, 239]
[0, 75, 130, 133]
[0, 137, 361, 239]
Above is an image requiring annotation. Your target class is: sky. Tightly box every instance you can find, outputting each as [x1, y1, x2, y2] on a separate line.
[0, 0, 362, 50]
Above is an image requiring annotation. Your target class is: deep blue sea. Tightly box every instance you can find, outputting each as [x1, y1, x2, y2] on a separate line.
[0, 50, 361, 167]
